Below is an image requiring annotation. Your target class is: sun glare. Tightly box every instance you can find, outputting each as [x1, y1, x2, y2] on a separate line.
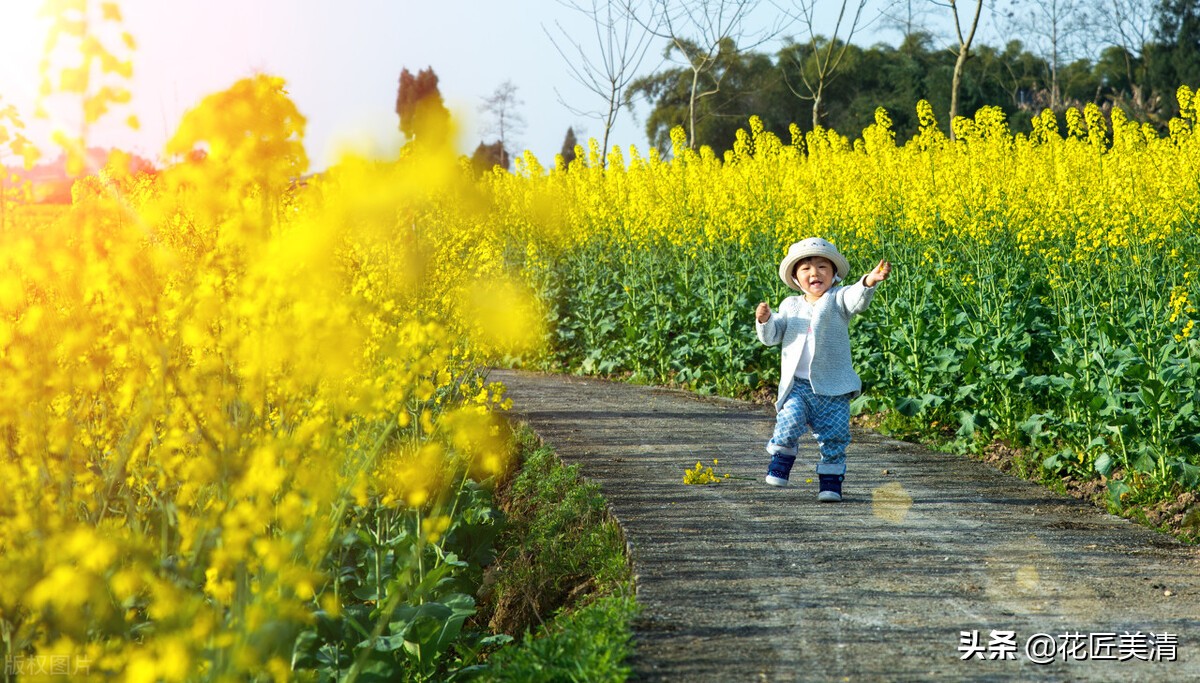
[0, 4, 49, 106]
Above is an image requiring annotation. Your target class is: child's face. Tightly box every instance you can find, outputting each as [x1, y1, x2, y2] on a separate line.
[794, 256, 836, 299]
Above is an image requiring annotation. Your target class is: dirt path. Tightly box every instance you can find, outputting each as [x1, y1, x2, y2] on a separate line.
[491, 369, 1200, 682]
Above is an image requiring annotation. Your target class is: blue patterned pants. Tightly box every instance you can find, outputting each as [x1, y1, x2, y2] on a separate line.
[767, 379, 850, 475]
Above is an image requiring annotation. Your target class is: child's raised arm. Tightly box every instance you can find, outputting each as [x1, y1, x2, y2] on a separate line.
[864, 260, 892, 287]
[755, 301, 784, 346]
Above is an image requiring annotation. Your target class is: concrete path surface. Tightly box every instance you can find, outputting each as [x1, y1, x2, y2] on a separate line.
[491, 369, 1200, 682]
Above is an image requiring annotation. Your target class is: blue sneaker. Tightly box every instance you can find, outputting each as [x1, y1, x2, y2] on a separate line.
[818, 474, 844, 502]
[765, 454, 795, 487]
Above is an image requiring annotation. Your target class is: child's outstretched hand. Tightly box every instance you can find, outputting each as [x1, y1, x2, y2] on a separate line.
[755, 302, 771, 323]
[865, 260, 892, 287]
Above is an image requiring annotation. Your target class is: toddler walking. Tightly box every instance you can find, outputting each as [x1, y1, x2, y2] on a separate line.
[755, 237, 891, 501]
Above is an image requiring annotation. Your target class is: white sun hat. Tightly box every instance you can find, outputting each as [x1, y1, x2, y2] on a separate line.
[778, 237, 851, 291]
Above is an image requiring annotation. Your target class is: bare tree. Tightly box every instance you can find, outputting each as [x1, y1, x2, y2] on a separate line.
[545, 0, 656, 165]
[1093, 0, 1158, 113]
[627, 0, 784, 148]
[778, 0, 872, 130]
[479, 80, 528, 160]
[999, 0, 1091, 110]
[882, 0, 937, 41]
[934, 0, 986, 137]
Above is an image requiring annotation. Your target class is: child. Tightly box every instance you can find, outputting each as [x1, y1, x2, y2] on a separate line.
[755, 237, 891, 502]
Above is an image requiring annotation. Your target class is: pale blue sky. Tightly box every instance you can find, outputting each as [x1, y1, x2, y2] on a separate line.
[0, 1, 1001, 172]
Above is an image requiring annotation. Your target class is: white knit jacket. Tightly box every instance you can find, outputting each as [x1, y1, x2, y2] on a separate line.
[755, 276, 877, 410]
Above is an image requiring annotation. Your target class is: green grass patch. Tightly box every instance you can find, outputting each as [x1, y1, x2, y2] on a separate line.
[482, 594, 637, 683]
[473, 423, 638, 681]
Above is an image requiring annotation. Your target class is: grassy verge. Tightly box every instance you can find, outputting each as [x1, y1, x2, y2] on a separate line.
[474, 423, 638, 682]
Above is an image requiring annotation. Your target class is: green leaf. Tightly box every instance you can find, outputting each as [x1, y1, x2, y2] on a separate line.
[343, 604, 375, 640]
[920, 393, 945, 409]
[387, 594, 477, 666]
[478, 633, 515, 648]
[895, 397, 922, 417]
[353, 640, 412, 679]
[932, 348, 959, 373]
[1042, 451, 1063, 471]
[1094, 452, 1114, 476]
[1106, 479, 1132, 508]
[953, 383, 978, 401]
[1019, 413, 1049, 439]
[956, 411, 978, 437]
[960, 349, 979, 375]
[290, 629, 322, 670]
[1170, 459, 1200, 489]
[1131, 451, 1157, 474]
[849, 393, 878, 415]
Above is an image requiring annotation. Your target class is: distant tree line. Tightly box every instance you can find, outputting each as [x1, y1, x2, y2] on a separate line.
[394, 0, 1200, 169]
[625, 0, 1200, 155]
